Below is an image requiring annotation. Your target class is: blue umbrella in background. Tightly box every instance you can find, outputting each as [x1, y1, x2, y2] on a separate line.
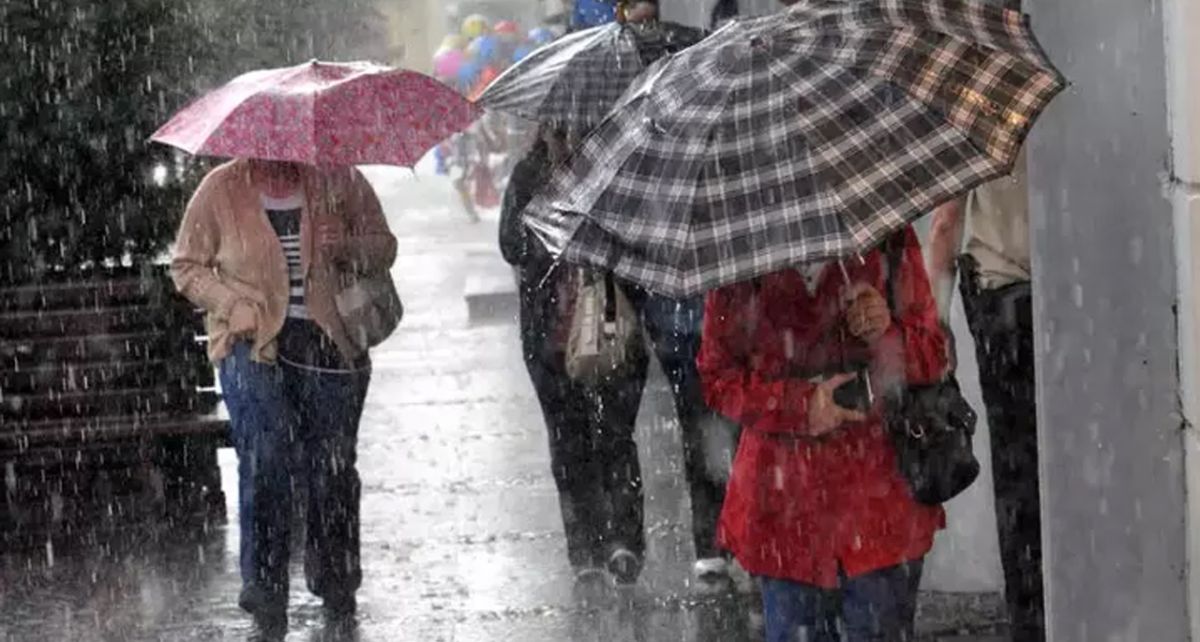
[512, 44, 535, 63]
[528, 27, 556, 45]
[572, 0, 617, 29]
[456, 58, 483, 92]
[468, 34, 501, 63]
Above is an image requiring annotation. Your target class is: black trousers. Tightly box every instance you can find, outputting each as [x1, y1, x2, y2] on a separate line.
[520, 274, 648, 569]
[960, 262, 1044, 642]
[518, 270, 729, 567]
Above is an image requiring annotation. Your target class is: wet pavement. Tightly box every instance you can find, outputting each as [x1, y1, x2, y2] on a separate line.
[0, 170, 1003, 641]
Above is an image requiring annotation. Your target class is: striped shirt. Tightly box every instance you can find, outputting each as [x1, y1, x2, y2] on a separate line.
[260, 192, 367, 373]
[261, 192, 308, 319]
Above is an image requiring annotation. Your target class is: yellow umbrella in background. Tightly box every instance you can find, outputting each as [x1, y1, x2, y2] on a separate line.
[461, 14, 490, 39]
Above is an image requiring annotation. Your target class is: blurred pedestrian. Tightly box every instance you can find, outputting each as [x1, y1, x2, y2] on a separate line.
[928, 150, 1043, 642]
[619, 282, 736, 579]
[447, 130, 483, 222]
[698, 227, 949, 642]
[602, 0, 738, 584]
[172, 159, 397, 630]
[499, 126, 650, 585]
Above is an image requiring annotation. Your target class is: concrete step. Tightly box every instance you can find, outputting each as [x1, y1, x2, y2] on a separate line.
[463, 248, 519, 324]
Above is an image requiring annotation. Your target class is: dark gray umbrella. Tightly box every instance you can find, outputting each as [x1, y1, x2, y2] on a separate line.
[525, 0, 1066, 297]
[474, 20, 704, 127]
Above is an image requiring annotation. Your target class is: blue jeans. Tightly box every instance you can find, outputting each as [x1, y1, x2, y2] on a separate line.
[219, 342, 370, 609]
[760, 560, 924, 642]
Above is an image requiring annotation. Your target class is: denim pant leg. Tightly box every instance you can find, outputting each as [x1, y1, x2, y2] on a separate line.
[638, 293, 729, 558]
[285, 362, 371, 601]
[760, 577, 840, 642]
[840, 560, 924, 642]
[219, 342, 295, 607]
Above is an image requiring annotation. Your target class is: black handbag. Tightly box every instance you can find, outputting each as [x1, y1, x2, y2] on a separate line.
[881, 235, 981, 505]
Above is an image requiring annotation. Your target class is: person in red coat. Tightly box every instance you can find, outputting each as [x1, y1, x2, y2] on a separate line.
[698, 226, 948, 642]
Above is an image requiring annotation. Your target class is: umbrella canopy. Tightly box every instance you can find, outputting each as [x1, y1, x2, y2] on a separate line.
[151, 60, 481, 167]
[525, 0, 1065, 296]
[474, 20, 704, 127]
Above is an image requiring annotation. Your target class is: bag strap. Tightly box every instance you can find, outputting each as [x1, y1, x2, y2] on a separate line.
[882, 233, 904, 316]
[882, 231, 955, 383]
[603, 272, 618, 324]
[881, 233, 910, 389]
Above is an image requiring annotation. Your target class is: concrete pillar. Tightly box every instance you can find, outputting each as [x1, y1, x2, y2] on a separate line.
[1164, 0, 1200, 637]
[1026, 0, 1190, 638]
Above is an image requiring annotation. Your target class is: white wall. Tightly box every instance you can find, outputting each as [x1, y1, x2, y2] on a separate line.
[921, 299, 1004, 592]
[912, 223, 1005, 594]
[1163, 0, 1200, 637]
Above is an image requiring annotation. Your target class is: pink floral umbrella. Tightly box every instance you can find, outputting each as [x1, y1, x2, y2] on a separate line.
[151, 60, 481, 166]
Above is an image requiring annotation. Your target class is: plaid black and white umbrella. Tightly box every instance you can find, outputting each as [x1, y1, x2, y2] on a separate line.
[474, 20, 704, 127]
[525, 0, 1066, 296]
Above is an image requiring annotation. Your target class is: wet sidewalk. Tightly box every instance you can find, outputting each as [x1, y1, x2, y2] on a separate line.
[0, 171, 1003, 641]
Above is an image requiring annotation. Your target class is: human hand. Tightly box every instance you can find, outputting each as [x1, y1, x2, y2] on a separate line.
[845, 283, 891, 343]
[807, 373, 869, 437]
[227, 300, 259, 337]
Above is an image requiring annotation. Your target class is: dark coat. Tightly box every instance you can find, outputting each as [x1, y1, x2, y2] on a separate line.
[498, 143, 568, 361]
[499, 142, 552, 271]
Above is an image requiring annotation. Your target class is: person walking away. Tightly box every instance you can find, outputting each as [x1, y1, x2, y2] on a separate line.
[449, 130, 483, 222]
[499, 126, 650, 585]
[613, 0, 737, 585]
[928, 149, 1043, 641]
[617, 283, 734, 580]
[172, 159, 397, 631]
[699, 227, 949, 641]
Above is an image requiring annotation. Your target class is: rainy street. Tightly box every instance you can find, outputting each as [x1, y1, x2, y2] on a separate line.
[4, 0, 1198, 637]
[0, 171, 1005, 642]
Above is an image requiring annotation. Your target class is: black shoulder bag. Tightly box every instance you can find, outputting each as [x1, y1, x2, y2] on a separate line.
[882, 236, 981, 505]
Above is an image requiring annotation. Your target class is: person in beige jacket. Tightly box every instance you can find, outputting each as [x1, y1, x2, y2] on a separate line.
[172, 158, 396, 629]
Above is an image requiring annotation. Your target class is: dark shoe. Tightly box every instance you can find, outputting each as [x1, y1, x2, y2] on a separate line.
[239, 586, 287, 638]
[239, 586, 286, 615]
[606, 548, 642, 585]
[250, 609, 288, 641]
[324, 592, 357, 617]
